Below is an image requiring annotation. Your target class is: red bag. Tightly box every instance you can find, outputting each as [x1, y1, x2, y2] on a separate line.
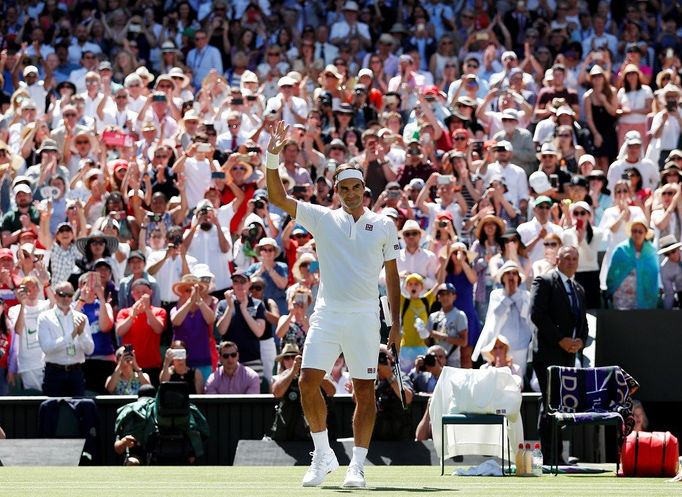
[621, 431, 679, 477]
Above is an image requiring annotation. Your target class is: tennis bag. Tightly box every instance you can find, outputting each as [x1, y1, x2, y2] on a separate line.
[621, 431, 679, 477]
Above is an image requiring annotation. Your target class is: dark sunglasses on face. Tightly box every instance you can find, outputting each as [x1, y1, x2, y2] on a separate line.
[250, 285, 264, 291]
[222, 352, 238, 359]
[544, 242, 559, 247]
[56, 290, 74, 297]
[573, 210, 588, 216]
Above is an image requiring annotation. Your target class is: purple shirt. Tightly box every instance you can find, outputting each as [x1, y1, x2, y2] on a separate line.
[204, 364, 260, 394]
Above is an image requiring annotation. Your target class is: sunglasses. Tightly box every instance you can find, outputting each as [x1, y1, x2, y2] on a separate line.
[221, 352, 238, 359]
[454, 136, 467, 141]
[90, 240, 106, 245]
[56, 290, 74, 298]
[115, 95, 128, 99]
[662, 191, 675, 196]
[155, 154, 169, 159]
[630, 229, 646, 235]
[63, 112, 77, 117]
[260, 247, 276, 253]
[76, 140, 90, 145]
[231, 166, 246, 171]
[268, 52, 280, 56]
[541, 154, 556, 159]
[573, 210, 588, 216]
[543, 242, 559, 247]
[536, 204, 551, 210]
[615, 189, 629, 194]
[557, 134, 571, 138]
[403, 232, 420, 237]
[250, 285, 264, 291]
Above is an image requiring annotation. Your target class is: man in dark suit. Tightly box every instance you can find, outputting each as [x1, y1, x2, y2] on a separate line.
[530, 246, 588, 461]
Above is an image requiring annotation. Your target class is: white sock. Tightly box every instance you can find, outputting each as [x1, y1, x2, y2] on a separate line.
[311, 429, 330, 453]
[350, 446, 368, 467]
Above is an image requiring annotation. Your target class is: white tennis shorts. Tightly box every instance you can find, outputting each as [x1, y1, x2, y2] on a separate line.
[302, 308, 381, 380]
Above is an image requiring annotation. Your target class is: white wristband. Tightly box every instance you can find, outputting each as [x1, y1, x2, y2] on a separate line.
[266, 152, 279, 170]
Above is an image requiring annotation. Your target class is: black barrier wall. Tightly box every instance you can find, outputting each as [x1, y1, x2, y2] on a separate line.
[0, 394, 546, 465]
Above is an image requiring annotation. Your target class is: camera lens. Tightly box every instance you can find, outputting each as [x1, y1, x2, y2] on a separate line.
[378, 352, 388, 365]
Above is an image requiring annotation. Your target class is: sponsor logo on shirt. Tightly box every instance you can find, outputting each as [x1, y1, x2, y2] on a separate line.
[394, 244, 400, 251]
[365, 224, 373, 231]
[367, 367, 376, 374]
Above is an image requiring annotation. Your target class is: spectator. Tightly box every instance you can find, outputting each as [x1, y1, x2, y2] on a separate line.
[2, 184, 41, 248]
[373, 344, 413, 441]
[606, 218, 660, 310]
[327, 354, 351, 395]
[249, 276, 279, 383]
[115, 279, 166, 383]
[244, 237, 288, 314]
[0, 297, 12, 395]
[38, 282, 94, 397]
[492, 109, 537, 176]
[105, 345, 152, 395]
[517, 195, 563, 265]
[658, 235, 682, 309]
[426, 283, 468, 368]
[204, 341, 260, 394]
[394, 220, 439, 289]
[170, 275, 215, 381]
[216, 271, 266, 377]
[118, 251, 161, 310]
[75, 272, 115, 394]
[276, 286, 313, 353]
[474, 261, 532, 379]
[8, 275, 53, 392]
[160, 340, 204, 394]
[409, 345, 447, 395]
[478, 334, 523, 390]
[584, 65, 619, 170]
[438, 242, 480, 369]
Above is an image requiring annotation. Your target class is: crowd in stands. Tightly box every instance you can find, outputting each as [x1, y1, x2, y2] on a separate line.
[1, 0, 682, 410]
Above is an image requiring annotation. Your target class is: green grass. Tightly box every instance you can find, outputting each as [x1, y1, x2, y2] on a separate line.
[0, 466, 676, 496]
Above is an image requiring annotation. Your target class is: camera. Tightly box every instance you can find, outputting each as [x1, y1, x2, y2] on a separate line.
[438, 220, 448, 229]
[198, 207, 210, 216]
[666, 100, 678, 112]
[232, 97, 244, 106]
[254, 199, 265, 210]
[549, 173, 559, 188]
[378, 351, 389, 365]
[147, 213, 162, 223]
[294, 293, 307, 306]
[246, 95, 257, 101]
[387, 190, 401, 200]
[417, 353, 437, 372]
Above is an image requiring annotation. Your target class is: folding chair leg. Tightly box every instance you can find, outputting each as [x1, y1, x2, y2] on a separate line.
[551, 420, 558, 476]
[501, 419, 505, 477]
[441, 419, 444, 476]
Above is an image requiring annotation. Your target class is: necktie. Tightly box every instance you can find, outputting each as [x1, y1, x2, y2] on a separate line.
[320, 43, 326, 64]
[566, 279, 580, 318]
[231, 134, 237, 152]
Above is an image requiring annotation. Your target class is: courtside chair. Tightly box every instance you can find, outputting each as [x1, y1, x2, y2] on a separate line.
[547, 366, 638, 476]
[440, 413, 511, 476]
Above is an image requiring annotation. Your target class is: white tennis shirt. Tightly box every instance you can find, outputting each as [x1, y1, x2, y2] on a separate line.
[295, 201, 400, 313]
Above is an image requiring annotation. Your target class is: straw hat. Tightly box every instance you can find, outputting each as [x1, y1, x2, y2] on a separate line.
[172, 274, 208, 297]
[275, 343, 301, 361]
[438, 241, 476, 263]
[292, 252, 317, 281]
[255, 237, 281, 257]
[399, 219, 424, 237]
[657, 234, 682, 256]
[627, 218, 654, 240]
[496, 260, 524, 285]
[474, 215, 505, 240]
[481, 334, 512, 364]
[75, 230, 119, 255]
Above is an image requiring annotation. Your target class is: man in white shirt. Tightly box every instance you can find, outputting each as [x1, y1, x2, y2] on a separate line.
[18, 65, 50, 116]
[184, 200, 233, 295]
[395, 220, 438, 289]
[37, 282, 94, 397]
[329, 1, 372, 50]
[266, 121, 402, 488]
[8, 276, 53, 391]
[416, 172, 468, 235]
[483, 141, 530, 216]
[172, 143, 215, 208]
[69, 50, 99, 94]
[216, 111, 251, 153]
[124, 74, 147, 114]
[315, 25, 339, 66]
[581, 15, 618, 59]
[517, 196, 563, 263]
[186, 30, 223, 89]
[266, 76, 308, 126]
[606, 133, 659, 191]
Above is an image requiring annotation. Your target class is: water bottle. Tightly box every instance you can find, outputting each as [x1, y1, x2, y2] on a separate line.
[524, 443, 532, 476]
[415, 317, 429, 339]
[532, 443, 543, 476]
[515, 443, 525, 476]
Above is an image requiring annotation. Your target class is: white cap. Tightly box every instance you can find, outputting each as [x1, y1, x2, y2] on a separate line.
[529, 171, 551, 193]
[578, 154, 595, 167]
[278, 76, 296, 87]
[23, 65, 39, 77]
[358, 68, 374, 79]
[13, 184, 32, 195]
[495, 140, 513, 152]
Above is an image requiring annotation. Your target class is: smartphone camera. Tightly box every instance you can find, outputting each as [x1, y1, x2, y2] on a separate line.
[378, 351, 389, 365]
[254, 199, 265, 210]
[438, 220, 448, 229]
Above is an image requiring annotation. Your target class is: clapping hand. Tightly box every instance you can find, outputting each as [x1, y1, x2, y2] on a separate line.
[267, 120, 289, 155]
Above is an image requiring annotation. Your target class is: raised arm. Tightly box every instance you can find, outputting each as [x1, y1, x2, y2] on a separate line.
[265, 120, 298, 219]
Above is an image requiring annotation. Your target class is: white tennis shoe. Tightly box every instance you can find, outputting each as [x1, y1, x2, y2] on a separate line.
[301, 449, 339, 487]
[342, 463, 367, 488]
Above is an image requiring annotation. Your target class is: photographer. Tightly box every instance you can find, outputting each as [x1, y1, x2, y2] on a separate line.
[183, 199, 233, 297]
[275, 287, 312, 352]
[409, 345, 446, 395]
[372, 344, 414, 441]
[160, 340, 204, 394]
[105, 345, 152, 395]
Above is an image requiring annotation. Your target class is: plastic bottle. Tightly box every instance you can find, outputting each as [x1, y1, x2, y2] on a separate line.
[414, 317, 429, 339]
[515, 443, 526, 476]
[532, 443, 543, 476]
[524, 443, 533, 476]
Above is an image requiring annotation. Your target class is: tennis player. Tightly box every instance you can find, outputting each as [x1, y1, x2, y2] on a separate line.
[266, 121, 402, 488]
